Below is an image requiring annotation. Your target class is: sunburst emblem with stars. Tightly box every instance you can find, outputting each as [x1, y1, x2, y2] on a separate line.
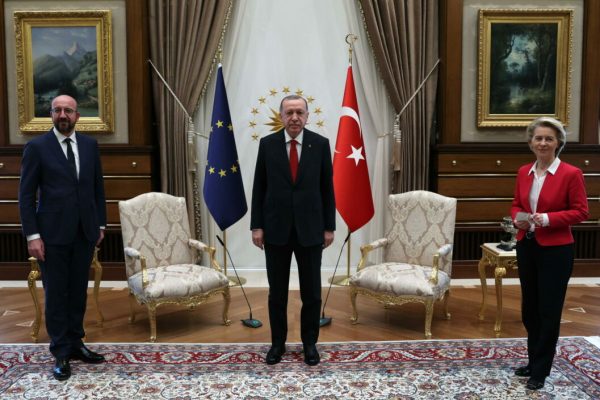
[248, 87, 325, 141]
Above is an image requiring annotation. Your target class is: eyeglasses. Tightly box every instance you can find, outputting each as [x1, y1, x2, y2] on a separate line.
[51, 107, 76, 116]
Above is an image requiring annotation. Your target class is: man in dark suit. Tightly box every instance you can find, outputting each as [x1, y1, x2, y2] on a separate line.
[251, 95, 335, 366]
[19, 95, 107, 381]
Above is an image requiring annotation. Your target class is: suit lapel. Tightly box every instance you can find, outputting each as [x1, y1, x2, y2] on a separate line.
[274, 131, 293, 183]
[537, 164, 559, 212]
[77, 136, 88, 180]
[47, 131, 68, 168]
[296, 130, 314, 184]
[46, 130, 78, 183]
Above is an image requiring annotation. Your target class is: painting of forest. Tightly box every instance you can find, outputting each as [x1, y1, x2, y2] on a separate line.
[31, 26, 98, 118]
[489, 23, 558, 115]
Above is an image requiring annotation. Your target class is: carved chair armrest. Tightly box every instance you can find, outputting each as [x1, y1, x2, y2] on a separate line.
[124, 247, 149, 289]
[430, 244, 453, 285]
[188, 239, 222, 273]
[357, 238, 389, 271]
[188, 238, 210, 252]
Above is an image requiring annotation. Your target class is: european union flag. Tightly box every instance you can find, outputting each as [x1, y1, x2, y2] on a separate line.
[203, 64, 247, 231]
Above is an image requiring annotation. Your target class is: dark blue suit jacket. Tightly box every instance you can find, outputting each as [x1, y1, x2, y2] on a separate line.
[251, 129, 335, 247]
[19, 130, 106, 245]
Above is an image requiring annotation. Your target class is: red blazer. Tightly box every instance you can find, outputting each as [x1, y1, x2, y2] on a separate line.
[511, 161, 588, 246]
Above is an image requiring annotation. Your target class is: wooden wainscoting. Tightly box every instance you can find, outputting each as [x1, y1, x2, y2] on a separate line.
[436, 146, 600, 277]
[0, 147, 153, 280]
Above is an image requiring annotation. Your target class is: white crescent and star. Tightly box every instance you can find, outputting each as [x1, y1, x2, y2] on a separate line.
[341, 106, 361, 137]
[347, 145, 365, 166]
[333, 106, 364, 166]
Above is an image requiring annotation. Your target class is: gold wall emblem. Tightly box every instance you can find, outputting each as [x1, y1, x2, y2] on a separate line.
[248, 87, 325, 141]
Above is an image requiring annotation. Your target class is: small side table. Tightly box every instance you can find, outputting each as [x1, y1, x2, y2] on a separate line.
[27, 247, 104, 342]
[478, 242, 518, 336]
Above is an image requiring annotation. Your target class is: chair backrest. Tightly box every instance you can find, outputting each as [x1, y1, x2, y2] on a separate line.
[384, 191, 457, 275]
[119, 192, 195, 278]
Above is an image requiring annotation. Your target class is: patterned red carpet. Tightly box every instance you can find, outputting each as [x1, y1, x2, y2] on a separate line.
[0, 337, 599, 399]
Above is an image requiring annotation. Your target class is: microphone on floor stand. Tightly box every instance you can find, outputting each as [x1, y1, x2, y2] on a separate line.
[320, 231, 351, 327]
[216, 235, 262, 328]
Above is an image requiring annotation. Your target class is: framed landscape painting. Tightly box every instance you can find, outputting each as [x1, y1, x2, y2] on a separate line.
[477, 9, 573, 128]
[14, 10, 114, 133]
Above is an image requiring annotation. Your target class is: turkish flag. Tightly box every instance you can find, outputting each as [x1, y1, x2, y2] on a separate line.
[333, 66, 374, 232]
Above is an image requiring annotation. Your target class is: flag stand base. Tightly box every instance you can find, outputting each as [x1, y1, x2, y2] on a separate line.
[328, 275, 351, 286]
[227, 276, 247, 287]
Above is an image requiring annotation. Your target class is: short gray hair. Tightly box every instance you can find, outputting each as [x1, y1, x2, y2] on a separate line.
[526, 117, 567, 156]
[279, 95, 308, 113]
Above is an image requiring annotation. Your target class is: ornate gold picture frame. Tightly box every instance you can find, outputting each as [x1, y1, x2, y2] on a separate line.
[14, 10, 113, 133]
[477, 9, 573, 128]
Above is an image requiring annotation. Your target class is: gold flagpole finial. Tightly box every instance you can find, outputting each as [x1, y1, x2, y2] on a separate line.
[345, 34, 358, 65]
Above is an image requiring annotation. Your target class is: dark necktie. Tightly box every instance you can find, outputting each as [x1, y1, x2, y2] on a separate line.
[289, 139, 298, 182]
[64, 138, 77, 178]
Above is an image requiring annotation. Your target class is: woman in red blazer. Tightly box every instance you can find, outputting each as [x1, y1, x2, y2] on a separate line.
[511, 117, 588, 391]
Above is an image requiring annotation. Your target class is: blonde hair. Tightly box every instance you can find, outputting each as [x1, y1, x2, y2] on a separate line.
[526, 117, 567, 156]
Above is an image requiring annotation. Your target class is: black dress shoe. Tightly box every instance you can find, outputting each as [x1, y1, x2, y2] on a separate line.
[70, 345, 105, 364]
[514, 366, 531, 377]
[303, 344, 320, 366]
[526, 378, 545, 390]
[53, 358, 71, 381]
[265, 345, 286, 365]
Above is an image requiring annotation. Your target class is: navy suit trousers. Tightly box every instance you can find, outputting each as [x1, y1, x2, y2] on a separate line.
[40, 223, 95, 358]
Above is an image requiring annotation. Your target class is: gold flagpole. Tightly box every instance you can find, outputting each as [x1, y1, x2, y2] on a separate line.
[222, 229, 227, 274]
[221, 229, 246, 287]
[329, 33, 358, 287]
[329, 228, 352, 286]
[212, 48, 245, 287]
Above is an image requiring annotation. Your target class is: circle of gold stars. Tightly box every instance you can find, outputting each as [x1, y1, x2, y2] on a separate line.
[248, 87, 325, 141]
[206, 118, 240, 179]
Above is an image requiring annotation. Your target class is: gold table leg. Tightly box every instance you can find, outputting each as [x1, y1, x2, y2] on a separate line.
[27, 257, 41, 343]
[477, 256, 489, 320]
[91, 247, 104, 327]
[494, 266, 507, 337]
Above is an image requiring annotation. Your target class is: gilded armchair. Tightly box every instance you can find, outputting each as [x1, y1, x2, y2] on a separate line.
[119, 192, 231, 342]
[350, 191, 457, 338]
[27, 247, 104, 342]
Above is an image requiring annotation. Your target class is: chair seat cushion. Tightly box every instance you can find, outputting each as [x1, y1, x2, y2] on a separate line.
[128, 264, 229, 300]
[350, 262, 450, 298]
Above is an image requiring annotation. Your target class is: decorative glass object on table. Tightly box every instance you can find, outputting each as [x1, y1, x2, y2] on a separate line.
[497, 216, 517, 251]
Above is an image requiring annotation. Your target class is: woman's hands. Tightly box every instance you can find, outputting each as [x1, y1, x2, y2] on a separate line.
[514, 213, 544, 230]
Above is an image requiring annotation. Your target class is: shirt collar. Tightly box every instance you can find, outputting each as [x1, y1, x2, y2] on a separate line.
[53, 127, 77, 144]
[284, 130, 303, 144]
[528, 157, 561, 175]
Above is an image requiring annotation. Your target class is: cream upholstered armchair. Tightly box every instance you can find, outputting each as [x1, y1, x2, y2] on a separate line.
[119, 192, 231, 342]
[350, 190, 457, 338]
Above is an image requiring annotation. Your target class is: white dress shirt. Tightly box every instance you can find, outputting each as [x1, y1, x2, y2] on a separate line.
[53, 128, 80, 178]
[527, 157, 561, 229]
[285, 130, 303, 160]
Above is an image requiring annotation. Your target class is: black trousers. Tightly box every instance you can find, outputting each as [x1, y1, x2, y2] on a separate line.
[39, 224, 95, 358]
[516, 236, 573, 380]
[264, 232, 323, 347]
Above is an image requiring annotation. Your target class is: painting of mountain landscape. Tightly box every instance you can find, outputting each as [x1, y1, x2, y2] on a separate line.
[31, 26, 98, 118]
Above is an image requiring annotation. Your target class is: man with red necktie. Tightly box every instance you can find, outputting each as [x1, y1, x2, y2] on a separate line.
[251, 95, 335, 366]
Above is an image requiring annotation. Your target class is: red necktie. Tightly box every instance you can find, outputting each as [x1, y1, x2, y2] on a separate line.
[289, 139, 298, 182]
